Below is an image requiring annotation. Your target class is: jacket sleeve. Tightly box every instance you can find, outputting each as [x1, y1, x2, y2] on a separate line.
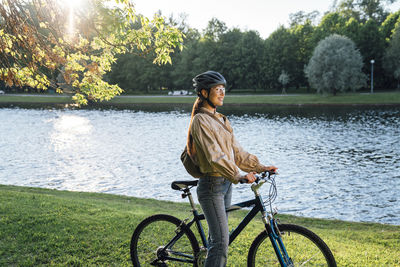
[191, 115, 242, 184]
[232, 134, 267, 173]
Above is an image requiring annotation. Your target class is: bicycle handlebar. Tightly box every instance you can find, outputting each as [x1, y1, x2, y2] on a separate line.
[239, 171, 275, 184]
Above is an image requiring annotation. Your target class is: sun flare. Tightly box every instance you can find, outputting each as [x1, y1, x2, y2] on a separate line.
[56, 0, 82, 38]
[57, 0, 81, 8]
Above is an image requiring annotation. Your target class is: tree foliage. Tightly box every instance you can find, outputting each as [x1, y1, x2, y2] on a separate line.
[305, 34, 366, 95]
[2, 0, 399, 96]
[105, 1, 400, 93]
[0, 0, 183, 104]
[380, 10, 400, 41]
[107, 3, 399, 93]
[384, 19, 400, 85]
[335, 0, 397, 22]
[262, 26, 297, 90]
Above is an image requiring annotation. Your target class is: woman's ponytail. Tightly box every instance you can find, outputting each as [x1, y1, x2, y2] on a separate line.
[186, 97, 204, 156]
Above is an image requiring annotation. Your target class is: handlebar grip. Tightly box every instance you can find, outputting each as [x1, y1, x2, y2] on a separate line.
[239, 178, 248, 184]
[240, 171, 275, 184]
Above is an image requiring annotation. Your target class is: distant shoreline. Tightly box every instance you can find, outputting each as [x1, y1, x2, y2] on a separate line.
[1, 102, 400, 111]
[1, 92, 400, 107]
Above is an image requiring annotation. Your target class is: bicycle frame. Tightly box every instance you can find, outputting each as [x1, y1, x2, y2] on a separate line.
[178, 179, 294, 267]
[133, 175, 336, 266]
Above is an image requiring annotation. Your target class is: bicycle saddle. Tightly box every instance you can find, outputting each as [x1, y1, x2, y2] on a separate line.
[171, 180, 199, 191]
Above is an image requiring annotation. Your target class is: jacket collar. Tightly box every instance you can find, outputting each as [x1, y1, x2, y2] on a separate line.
[199, 107, 221, 117]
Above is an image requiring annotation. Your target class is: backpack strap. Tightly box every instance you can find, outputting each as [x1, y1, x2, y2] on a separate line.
[198, 110, 232, 133]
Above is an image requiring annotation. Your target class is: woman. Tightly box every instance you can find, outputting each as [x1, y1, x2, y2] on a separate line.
[187, 70, 277, 266]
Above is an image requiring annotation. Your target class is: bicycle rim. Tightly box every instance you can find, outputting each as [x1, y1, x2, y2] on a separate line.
[248, 223, 336, 266]
[130, 214, 199, 266]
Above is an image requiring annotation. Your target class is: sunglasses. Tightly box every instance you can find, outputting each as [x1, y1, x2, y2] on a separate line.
[213, 87, 225, 94]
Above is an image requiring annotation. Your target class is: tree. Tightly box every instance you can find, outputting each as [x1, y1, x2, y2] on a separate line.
[107, 12, 194, 93]
[289, 10, 320, 27]
[171, 36, 203, 89]
[343, 17, 362, 44]
[262, 26, 297, 90]
[357, 19, 386, 87]
[0, 0, 183, 104]
[305, 34, 366, 95]
[278, 70, 290, 94]
[380, 10, 400, 42]
[335, 0, 397, 23]
[313, 12, 347, 42]
[221, 30, 264, 91]
[384, 19, 400, 88]
[203, 17, 227, 42]
[107, 52, 160, 93]
[214, 28, 243, 90]
[289, 19, 317, 88]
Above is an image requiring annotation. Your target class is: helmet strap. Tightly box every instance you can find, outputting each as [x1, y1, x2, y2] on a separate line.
[206, 98, 216, 109]
[199, 89, 216, 109]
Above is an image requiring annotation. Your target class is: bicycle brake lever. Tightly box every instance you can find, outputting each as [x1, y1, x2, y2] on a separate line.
[273, 207, 278, 216]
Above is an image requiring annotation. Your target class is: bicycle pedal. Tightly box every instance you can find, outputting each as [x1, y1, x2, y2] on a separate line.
[197, 247, 208, 266]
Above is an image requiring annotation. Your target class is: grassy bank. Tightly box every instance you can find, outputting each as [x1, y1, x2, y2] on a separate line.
[1, 92, 400, 106]
[1, 184, 399, 266]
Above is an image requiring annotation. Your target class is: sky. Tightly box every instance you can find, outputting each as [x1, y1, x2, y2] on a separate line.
[132, 0, 400, 39]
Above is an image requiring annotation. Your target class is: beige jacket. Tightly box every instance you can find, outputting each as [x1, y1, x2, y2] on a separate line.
[191, 107, 267, 184]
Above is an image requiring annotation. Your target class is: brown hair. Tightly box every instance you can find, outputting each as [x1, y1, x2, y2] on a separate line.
[186, 97, 204, 156]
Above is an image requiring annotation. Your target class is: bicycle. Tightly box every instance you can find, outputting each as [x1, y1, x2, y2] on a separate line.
[130, 172, 337, 266]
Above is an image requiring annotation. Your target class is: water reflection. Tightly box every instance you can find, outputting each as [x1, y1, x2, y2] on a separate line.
[0, 106, 399, 225]
[50, 114, 92, 151]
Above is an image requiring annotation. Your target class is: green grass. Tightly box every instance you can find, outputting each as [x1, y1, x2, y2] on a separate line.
[0, 95, 72, 103]
[1, 92, 400, 106]
[1, 184, 399, 266]
[223, 92, 400, 105]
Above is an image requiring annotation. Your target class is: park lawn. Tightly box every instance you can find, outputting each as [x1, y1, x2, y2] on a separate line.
[95, 92, 400, 105]
[1, 92, 400, 105]
[223, 92, 400, 105]
[0, 95, 72, 104]
[0, 184, 399, 266]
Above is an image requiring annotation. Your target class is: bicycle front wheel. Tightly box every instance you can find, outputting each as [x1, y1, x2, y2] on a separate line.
[248, 223, 336, 267]
[130, 214, 200, 266]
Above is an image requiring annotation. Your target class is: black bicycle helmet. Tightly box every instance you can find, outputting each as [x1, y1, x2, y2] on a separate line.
[193, 71, 226, 93]
[192, 71, 226, 108]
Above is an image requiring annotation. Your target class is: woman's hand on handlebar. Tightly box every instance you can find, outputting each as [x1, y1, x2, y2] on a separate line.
[240, 167, 277, 184]
[242, 172, 257, 184]
[263, 165, 278, 175]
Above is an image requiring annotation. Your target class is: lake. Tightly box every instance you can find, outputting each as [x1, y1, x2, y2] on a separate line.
[0, 104, 399, 224]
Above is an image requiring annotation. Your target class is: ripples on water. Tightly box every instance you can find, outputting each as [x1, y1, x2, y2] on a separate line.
[0, 106, 399, 225]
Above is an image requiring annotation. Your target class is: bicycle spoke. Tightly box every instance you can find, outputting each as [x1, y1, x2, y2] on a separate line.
[248, 224, 336, 266]
[131, 214, 199, 266]
[299, 251, 323, 266]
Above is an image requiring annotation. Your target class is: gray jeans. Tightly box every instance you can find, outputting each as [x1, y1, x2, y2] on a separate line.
[197, 176, 232, 267]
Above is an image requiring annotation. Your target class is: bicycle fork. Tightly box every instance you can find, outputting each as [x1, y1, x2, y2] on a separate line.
[254, 182, 293, 267]
[263, 214, 293, 267]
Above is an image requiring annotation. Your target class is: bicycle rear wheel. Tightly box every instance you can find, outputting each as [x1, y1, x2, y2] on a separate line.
[130, 214, 200, 266]
[247, 223, 336, 266]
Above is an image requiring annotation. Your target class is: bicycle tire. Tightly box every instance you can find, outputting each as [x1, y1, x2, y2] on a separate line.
[247, 223, 336, 267]
[130, 214, 200, 267]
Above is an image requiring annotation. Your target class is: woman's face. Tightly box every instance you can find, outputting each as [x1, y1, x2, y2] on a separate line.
[204, 84, 225, 107]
